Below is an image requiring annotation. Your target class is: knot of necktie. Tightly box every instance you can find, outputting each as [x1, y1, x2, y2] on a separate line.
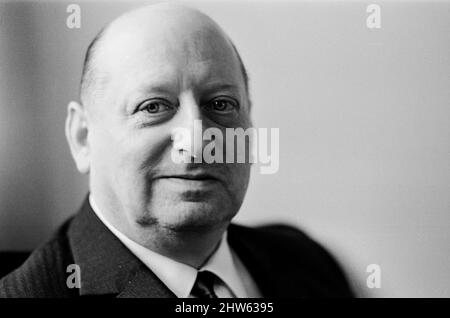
[191, 270, 218, 298]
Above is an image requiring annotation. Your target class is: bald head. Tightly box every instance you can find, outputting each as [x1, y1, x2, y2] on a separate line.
[79, 4, 249, 107]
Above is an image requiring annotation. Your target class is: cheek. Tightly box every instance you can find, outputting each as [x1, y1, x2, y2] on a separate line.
[90, 124, 172, 180]
[116, 130, 173, 176]
[225, 163, 251, 203]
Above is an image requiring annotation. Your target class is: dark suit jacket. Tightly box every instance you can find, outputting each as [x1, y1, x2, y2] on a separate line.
[0, 197, 353, 298]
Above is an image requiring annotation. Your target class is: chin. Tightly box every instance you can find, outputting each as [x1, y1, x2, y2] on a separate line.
[138, 200, 236, 233]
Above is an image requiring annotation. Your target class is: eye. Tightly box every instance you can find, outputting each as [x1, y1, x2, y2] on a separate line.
[204, 97, 239, 114]
[138, 99, 174, 115]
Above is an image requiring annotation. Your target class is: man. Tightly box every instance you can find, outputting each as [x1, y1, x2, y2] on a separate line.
[0, 4, 353, 298]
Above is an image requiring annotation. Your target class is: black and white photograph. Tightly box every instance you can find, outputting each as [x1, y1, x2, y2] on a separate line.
[0, 0, 449, 303]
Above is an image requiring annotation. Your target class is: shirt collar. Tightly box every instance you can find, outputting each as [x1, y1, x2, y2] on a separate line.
[201, 231, 248, 298]
[89, 194, 246, 298]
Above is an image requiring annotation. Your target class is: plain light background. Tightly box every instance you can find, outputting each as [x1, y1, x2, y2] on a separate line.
[0, 0, 449, 297]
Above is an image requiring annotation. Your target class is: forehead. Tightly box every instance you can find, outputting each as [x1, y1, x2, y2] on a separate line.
[97, 19, 244, 95]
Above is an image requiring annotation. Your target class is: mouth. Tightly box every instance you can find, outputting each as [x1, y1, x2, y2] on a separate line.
[157, 173, 221, 183]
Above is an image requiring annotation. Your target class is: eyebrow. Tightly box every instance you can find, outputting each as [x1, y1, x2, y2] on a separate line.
[200, 82, 242, 96]
[136, 85, 176, 96]
[135, 81, 241, 96]
[204, 83, 240, 91]
[131, 81, 180, 100]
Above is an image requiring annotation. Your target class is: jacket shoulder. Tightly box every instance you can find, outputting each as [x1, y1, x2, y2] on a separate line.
[229, 223, 354, 297]
[0, 219, 77, 298]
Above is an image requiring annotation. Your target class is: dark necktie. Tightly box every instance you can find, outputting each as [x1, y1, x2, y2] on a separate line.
[191, 270, 218, 298]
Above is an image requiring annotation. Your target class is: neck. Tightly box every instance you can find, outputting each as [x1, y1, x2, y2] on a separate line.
[136, 225, 226, 268]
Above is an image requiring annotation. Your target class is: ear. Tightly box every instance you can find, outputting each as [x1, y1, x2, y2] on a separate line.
[65, 101, 90, 174]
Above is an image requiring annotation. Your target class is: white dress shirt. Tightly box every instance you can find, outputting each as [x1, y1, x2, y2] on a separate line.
[89, 195, 262, 298]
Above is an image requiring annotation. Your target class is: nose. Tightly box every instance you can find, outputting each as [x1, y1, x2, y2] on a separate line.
[170, 93, 204, 162]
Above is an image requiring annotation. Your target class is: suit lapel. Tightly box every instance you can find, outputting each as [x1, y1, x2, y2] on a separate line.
[67, 196, 175, 298]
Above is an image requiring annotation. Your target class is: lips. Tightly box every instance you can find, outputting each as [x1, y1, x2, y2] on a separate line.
[157, 173, 221, 183]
